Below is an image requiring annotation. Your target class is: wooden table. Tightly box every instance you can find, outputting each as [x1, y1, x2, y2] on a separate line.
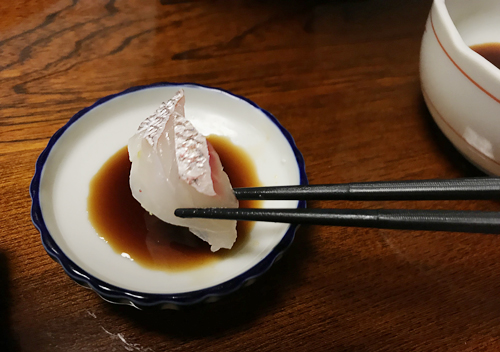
[3, 0, 500, 351]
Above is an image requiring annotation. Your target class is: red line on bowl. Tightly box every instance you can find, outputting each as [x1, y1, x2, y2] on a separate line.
[422, 88, 500, 167]
[430, 11, 500, 104]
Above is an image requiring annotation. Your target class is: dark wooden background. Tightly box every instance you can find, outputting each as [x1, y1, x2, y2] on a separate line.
[3, 0, 500, 351]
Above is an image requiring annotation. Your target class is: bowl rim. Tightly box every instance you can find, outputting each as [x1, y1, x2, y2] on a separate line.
[432, 0, 500, 82]
[29, 82, 308, 308]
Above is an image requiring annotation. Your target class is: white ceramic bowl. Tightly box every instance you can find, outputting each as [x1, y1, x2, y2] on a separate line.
[30, 83, 307, 309]
[420, 0, 500, 175]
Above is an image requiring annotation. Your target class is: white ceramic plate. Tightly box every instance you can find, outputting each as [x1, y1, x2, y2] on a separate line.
[30, 83, 307, 309]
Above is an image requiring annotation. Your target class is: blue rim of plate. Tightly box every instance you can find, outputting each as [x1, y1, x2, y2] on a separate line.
[30, 82, 308, 309]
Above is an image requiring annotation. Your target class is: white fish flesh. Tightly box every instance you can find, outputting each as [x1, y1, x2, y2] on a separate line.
[128, 89, 239, 251]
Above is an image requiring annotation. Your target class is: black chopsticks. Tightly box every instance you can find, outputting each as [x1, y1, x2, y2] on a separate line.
[232, 178, 500, 200]
[174, 177, 500, 234]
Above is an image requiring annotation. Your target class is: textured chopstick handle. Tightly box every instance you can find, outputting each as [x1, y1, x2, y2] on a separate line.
[175, 208, 500, 234]
[233, 178, 500, 200]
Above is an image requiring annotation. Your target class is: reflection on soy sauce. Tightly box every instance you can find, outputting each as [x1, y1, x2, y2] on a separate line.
[470, 42, 500, 70]
[88, 135, 262, 272]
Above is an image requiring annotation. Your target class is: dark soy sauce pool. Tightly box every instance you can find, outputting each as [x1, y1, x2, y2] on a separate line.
[470, 42, 500, 70]
[88, 135, 262, 271]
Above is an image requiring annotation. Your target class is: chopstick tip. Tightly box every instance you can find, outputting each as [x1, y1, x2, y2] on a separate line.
[174, 208, 191, 218]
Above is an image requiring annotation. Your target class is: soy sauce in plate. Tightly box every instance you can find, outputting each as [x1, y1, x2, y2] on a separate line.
[88, 135, 262, 272]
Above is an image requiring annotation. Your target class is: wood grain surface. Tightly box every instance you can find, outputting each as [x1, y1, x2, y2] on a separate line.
[3, 0, 500, 351]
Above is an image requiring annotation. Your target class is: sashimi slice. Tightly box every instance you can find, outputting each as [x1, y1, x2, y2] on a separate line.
[128, 89, 239, 251]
